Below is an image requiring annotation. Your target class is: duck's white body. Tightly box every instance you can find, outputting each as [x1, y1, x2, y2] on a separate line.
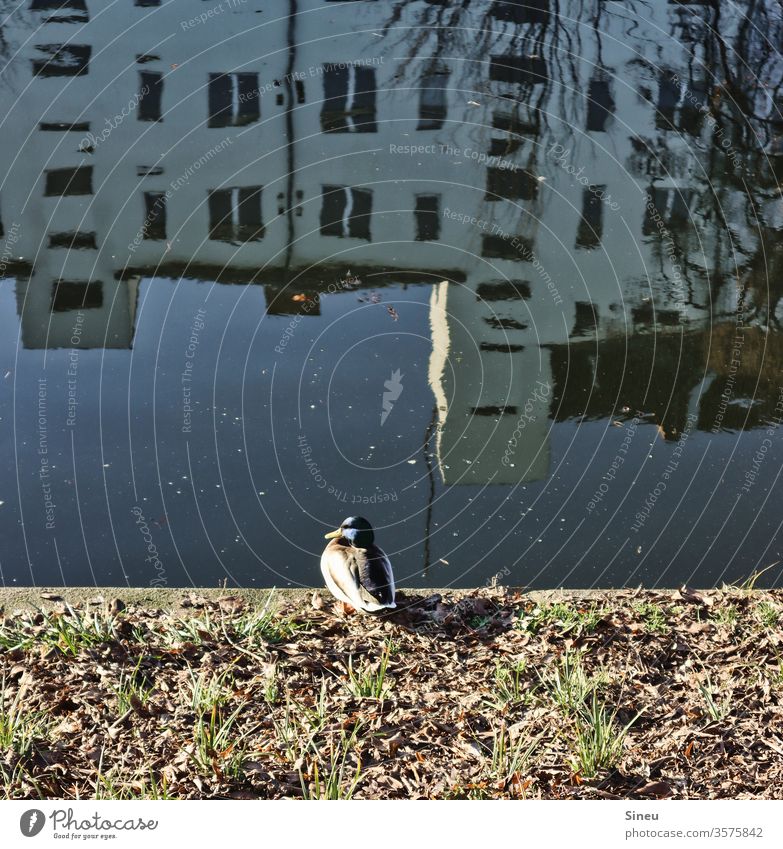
[320, 518, 396, 613]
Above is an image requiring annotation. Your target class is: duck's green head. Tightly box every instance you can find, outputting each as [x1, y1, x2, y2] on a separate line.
[324, 516, 375, 548]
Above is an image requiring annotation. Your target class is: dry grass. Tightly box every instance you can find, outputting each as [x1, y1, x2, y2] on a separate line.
[0, 586, 781, 799]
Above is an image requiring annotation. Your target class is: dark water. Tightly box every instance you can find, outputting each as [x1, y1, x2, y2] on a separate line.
[2, 0, 783, 590]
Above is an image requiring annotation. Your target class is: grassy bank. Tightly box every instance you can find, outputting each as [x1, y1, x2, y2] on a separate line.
[1, 586, 782, 799]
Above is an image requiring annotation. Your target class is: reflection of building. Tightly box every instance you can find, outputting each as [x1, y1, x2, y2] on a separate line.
[429, 280, 551, 484]
[0, 1, 781, 450]
[15, 271, 139, 349]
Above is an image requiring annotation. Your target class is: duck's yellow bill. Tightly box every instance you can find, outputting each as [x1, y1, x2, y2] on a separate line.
[324, 528, 342, 539]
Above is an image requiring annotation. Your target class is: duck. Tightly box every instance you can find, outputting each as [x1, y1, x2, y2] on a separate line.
[320, 516, 396, 613]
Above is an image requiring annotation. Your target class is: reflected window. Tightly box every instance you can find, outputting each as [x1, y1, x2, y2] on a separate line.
[321, 64, 377, 132]
[30, 0, 88, 20]
[489, 137, 521, 156]
[137, 165, 164, 177]
[655, 69, 707, 134]
[320, 186, 372, 239]
[642, 186, 693, 235]
[276, 190, 304, 217]
[471, 405, 518, 416]
[476, 280, 531, 301]
[481, 234, 532, 259]
[39, 121, 90, 132]
[480, 342, 524, 352]
[208, 187, 264, 242]
[485, 167, 538, 201]
[33, 44, 90, 77]
[415, 194, 440, 241]
[678, 78, 708, 136]
[489, 54, 547, 86]
[656, 70, 680, 128]
[138, 72, 163, 121]
[586, 73, 615, 132]
[142, 192, 167, 240]
[44, 166, 92, 196]
[632, 302, 681, 327]
[490, 0, 549, 24]
[484, 316, 527, 330]
[48, 231, 97, 249]
[30, 1, 87, 7]
[51, 280, 103, 312]
[571, 301, 598, 337]
[493, 112, 538, 137]
[575, 186, 604, 250]
[417, 67, 448, 130]
[208, 73, 260, 128]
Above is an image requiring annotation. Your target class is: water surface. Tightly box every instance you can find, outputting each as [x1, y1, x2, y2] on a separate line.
[2, 0, 783, 589]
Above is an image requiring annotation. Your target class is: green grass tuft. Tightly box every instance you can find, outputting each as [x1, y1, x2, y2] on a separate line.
[298, 725, 363, 800]
[631, 601, 670, 634]
[697, 676, 732, 723]
[341, 643, 392, 700]
[571, 694, 638, 778]
[539, 650, 595, 716]
[520, 601, 606, 637]
[111, 657, 154, 716]
[0, 677, 50, 757]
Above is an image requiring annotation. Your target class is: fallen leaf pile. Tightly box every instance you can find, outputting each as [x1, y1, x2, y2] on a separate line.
[1, 586, 781, 799]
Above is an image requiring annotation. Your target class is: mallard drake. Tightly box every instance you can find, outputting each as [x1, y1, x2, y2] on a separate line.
[321, 516, 396, 613]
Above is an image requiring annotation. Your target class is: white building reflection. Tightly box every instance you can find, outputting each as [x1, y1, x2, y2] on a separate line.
[1, 0, 781, 481]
